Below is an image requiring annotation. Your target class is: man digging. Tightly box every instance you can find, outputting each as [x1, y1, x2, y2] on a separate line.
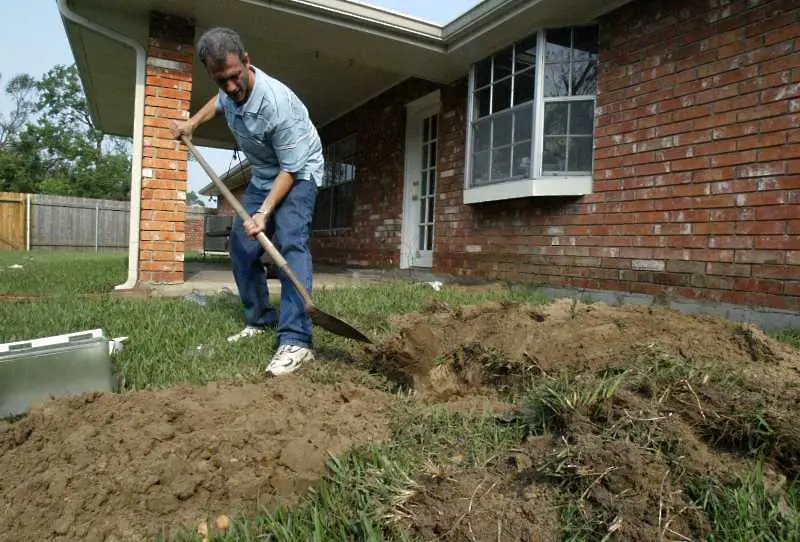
[170, 27, 324, 376]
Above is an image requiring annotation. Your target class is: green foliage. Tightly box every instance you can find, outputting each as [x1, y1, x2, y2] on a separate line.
[0, 64, 131, 200]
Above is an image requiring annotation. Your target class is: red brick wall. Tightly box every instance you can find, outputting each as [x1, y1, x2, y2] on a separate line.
[587, 0, 800, 309]
[313, 79, 440, 266]
[139, 12, 194, 283]
[216, 188, 243, 217]
[314, 0, 800, 312]
[185, 211, 205, 252]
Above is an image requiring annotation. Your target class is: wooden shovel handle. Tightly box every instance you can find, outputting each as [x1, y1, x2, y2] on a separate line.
[180, 135, 315, 310]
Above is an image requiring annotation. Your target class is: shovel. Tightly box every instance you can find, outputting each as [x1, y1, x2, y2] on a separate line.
[181, 135, 372, 344]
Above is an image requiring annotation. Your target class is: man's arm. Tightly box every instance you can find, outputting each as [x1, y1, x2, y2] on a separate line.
[255, 170, 295, 216]
[169, 95, 220, 139]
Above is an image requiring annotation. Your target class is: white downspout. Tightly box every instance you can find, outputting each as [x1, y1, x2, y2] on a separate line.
[56, 0, 145, 290]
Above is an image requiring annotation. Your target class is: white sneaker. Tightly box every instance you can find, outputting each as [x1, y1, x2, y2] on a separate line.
[266, 344, 314, 376]
[227, 326, 266, 343]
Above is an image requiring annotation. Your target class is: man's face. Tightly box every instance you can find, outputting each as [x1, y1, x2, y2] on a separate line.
[206, 52, 251, 105]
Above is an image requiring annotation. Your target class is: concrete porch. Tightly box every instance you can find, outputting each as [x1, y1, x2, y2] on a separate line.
[147, 259, 451, 299]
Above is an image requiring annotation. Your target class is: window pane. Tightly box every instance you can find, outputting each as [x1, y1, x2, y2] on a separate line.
[512, 142, 531, 178]
[514, 104, 533, 142]
[313, 188, 332, 229]
[475, 57, 491, 88]
[544, 63, 570, 97]
[493, 111, 512, 147]
[475, 87, 490, 118]
[515, 36, 536, 71]
[513, 69, 534, 105]
[545, 28, 571, 61]
[426, 225, 434, 251]
[422, 145, 428, 171]
[569, 100, 595, 135]
[493, 48, 513, 81]
[418, 197, 426, 222]
[427, 197, 434, 222]
[543, 137, 567, 173]
[430, 114, 438, 139]
[423, 117, 429, 142]
[332, 182, 354, 228]
[568, 137, 593, 172]
[420, 170, 427, 196]
[491, 147, 511, 180]
[428, 142, 437, 167]
[418, 225, 426, 250]
[572, 26, 599, 61]
[473, 118, 491, 152]
[492, 77, 512, 113]
[572, 61, 597, 95]
[472, 150, 490, 186]
[429, 170, 436, 195]
[544, 102, 568, 135]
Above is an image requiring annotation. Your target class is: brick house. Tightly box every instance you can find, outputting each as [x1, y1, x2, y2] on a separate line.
[61, 0, 799, 319]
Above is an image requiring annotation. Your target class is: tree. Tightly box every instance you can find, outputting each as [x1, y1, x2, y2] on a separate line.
[0, 64, 132, 200]
[0, 73, 37, 148]
[187, 191, 205, 206]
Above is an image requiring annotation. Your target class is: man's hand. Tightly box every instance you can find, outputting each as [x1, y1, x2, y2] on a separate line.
[169, 119, 195, 140]
[243, 211, 268, 238]
[169, 95, 220, 140]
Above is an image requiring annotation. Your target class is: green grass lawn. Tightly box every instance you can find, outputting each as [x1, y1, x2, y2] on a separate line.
[0, 250, 543, 390]
[3, 250, 800, 541]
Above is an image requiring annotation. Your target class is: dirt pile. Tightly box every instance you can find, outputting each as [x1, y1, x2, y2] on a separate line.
[372, 298, 800, 541]
[0, 379, 393, 541]
[371, 298, 800, 399]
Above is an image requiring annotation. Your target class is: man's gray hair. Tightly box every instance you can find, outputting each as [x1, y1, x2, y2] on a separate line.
[196, 27, 247, 67]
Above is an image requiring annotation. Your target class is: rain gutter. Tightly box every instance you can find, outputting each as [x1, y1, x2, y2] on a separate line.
[56, 0, 146, 291]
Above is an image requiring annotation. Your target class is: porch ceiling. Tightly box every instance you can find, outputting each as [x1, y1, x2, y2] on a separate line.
[61, 0, 632, 149]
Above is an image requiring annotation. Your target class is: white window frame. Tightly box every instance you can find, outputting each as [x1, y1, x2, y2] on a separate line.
[463, 26, 598, 204]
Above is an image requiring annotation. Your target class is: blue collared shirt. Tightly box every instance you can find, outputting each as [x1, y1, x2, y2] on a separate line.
[216, 66, 324, 191]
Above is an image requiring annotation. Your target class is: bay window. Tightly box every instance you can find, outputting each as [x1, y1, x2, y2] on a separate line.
[465, 25, 599, 203]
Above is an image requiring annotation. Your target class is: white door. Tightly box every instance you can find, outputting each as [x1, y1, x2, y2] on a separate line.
[401, 91, 440, 269]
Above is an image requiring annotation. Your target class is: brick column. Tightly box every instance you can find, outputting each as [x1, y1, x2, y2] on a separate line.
[139, 11, 194, 283]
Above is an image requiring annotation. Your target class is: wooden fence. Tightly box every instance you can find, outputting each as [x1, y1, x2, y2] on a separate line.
[0, 192, 26, 251]
[30, 194, 130, 251]
[0, 192, 212, 252]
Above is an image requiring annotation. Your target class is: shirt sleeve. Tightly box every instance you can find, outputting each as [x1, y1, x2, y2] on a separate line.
[214, 90, 225, 114]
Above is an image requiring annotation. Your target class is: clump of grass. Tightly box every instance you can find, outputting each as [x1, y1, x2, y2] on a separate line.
[520, 368, 627, 434]
[686, 464, 800, 542]
[561, 503, 616, 542]
[773, 328, 800, 350]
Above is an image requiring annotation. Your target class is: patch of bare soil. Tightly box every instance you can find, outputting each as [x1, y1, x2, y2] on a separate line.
[407, 436, 561, 542]
[371, 298, 800, 540]
[0, 379, 392, 542]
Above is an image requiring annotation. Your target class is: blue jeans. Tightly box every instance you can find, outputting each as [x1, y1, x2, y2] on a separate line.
[228, 178, 317, 348]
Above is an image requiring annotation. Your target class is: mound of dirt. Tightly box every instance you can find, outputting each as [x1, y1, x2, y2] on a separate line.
[371, 298, 800, 400]
[371, 298, 800, 540]
[0, 379, 393, 541]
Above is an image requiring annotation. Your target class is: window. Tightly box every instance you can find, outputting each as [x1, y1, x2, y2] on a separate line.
[465, 25, 598, 202]
[313, 135, 357, 230]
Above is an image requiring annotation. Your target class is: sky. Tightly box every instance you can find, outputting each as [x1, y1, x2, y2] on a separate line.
[0, 0, 479, 205]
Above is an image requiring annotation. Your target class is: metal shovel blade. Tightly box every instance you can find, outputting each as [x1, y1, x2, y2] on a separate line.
[309, 307, 372, 344]
[181, 135, 373, 344]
